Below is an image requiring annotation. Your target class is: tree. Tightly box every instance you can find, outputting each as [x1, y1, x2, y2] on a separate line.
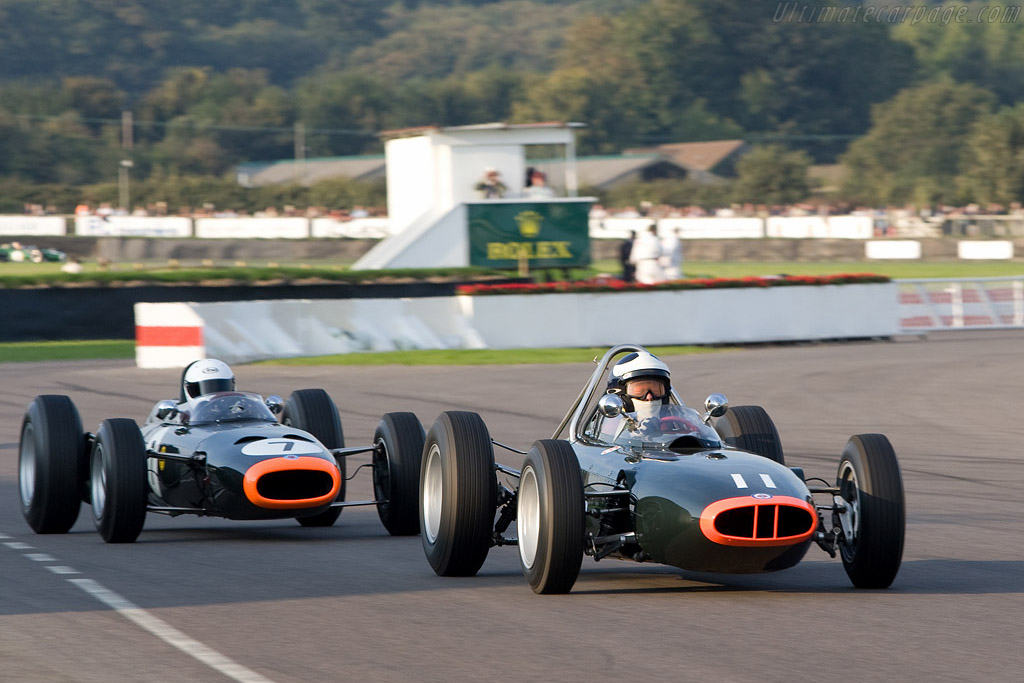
[958, 104, 1024, 206]
[732, 144, 811, 205]
[841, 80, 996, 205]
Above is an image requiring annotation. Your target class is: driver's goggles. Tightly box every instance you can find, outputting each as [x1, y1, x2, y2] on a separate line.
[625, 379, 668, 400]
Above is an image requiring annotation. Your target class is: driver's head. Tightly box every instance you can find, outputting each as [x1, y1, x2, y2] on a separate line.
[607, 351, 671, 412]
[183, 358, 235, 400]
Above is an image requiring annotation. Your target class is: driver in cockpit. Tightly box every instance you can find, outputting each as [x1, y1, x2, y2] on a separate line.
[180, 358, 236, 408]
[605, 351, 675, 435]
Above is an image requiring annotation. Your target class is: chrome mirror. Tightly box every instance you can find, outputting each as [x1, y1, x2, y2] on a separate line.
[265, 395, 284, 415]
[597, 394, 624, 418]
[702, 393, 728, 424]
[155, 400, 177, 421]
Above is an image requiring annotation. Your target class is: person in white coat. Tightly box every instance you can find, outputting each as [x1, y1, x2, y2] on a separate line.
[660, 227, 684, 280]
[629, 223, 664, 284]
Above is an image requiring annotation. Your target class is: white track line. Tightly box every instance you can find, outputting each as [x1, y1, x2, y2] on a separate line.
[69, 578, 277, 683]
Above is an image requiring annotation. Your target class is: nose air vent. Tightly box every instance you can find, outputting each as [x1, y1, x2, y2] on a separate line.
[700, 496, 817, 547]
[256, 470, 335, 501]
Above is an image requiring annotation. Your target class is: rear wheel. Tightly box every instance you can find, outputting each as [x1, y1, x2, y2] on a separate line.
[518, 440, 585, 594]
[91, 419, 148, 543]
[283, 389, 346, 527]
[836, 434, 905, 588]
[19, 395, 86, 534]
[373, 412, 426, 536]
[715, 405, 785, 465]
[420, 411, 496, 576]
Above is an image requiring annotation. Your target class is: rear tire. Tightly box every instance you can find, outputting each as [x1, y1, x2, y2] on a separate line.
[283, 389, 346, 527]
[518, 440, 585, 594]
[420, 411, 496, 577]
[19, 395, 86, 534]
[91, 419, 148, 543]
[715, 405, 785, 465]
[836, 434, 905, 588]
[373, 412, 426, 536]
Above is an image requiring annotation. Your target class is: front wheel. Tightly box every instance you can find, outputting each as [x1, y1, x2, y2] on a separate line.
[19, 395, 86, 534]
[91, 418, 148, 543]
[715, 405, 785, 465]
[835, 434, 905, 588]
[518, 440, 585, 594]
[420, 411, 496, 577]
[373, 412, 426, 536]
[283, 389, 345, 527]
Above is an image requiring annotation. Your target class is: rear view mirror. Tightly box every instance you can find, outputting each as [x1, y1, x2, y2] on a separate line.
[702, 393, 728, 424]
[597, 394, 624, 418]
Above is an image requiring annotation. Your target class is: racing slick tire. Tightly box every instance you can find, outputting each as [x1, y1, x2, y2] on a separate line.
[91, 418, 148, 543]
[714, 405, 785, 465]
[836, 434, 905, 589]
[373, 412, 426, 536]
[518, 440, 585, 594]
[420, 411, 497, 577]
[283, 389, 346, 527]
[19, 395, 87, 534]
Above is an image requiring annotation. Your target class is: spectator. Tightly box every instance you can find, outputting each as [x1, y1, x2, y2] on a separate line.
[474, 167, 507, 199]
[619, 231, 636, 283]
[522, 169, 555, 199]
[630, 223, 664, 284]
[660, 227, 684, 280]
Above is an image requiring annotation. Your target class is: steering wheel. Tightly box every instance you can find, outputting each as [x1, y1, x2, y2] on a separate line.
[659, 416, 692, 433]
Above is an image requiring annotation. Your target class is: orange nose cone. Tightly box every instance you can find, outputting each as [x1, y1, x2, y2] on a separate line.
[242, 456, 341, 509]
[700, 495, 817, 547]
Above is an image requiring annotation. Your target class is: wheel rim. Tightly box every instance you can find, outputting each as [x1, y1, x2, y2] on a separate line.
[518, 466, 540, 570]
[19, 423, 36, 507]
[836, 460, 861, 560]
[91, 445, 107, 519]
[422, 444, 443, 543]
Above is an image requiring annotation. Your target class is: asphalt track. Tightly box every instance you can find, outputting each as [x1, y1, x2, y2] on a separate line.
[1, 331, 1022, 682]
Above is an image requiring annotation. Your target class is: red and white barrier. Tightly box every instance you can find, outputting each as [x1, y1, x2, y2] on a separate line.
[134, 303, 205, 368]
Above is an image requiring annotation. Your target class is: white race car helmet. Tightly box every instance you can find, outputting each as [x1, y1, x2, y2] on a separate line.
[607, 351, 671, 412]
[183, 359, 235, 400]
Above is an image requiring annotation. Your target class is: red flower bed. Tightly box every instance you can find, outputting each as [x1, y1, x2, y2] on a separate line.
[456, 273, 890, 296]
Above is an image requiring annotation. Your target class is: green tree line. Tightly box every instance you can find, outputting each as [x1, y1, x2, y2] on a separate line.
[2, 0, 1024, 209]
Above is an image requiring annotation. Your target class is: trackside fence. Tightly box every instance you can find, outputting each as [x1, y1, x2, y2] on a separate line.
[898, 277, 1024, 332]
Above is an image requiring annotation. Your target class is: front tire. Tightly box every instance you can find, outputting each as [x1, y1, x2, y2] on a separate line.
[715, 405, 785, 465]
[19, 395, 86, 534]
[420, 411, 496, 577]
[836, 434, 905, 589]
[283, 389, 345, 527]
[373, 412, 426, 536]
[518, 440, 585, 594]
[91, 419, 148, 543]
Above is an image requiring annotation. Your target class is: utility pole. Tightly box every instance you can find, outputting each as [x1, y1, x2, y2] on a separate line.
[119, 110, 134, 212]
[294, 121, 306, 185]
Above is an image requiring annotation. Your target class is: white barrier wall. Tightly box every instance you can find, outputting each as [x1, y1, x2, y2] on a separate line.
[866, 240, 922, 259]
[134, 283, 897, 367]
[194, 217, 309, 239]
[75, 216, 192, 237]
[591, 215, 873, 240]
[0, 216, 66, 236]
[310, 217, 390, 238]
[957, 240, 1014, 259]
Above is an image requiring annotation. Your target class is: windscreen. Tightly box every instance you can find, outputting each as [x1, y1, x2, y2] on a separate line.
[189, 392, 277, 426]
[598, 404, 722, 451]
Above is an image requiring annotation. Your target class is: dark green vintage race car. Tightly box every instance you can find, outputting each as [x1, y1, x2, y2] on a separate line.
[0, 242, 67, 263]
[418, 344, 905, 593]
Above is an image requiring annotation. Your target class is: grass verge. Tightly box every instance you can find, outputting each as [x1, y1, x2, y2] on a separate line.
[0, 339, 135, 363]
[256, 345, 726, 366]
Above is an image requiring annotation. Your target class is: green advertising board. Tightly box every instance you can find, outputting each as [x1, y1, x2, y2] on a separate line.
[468, 200, 592, 269]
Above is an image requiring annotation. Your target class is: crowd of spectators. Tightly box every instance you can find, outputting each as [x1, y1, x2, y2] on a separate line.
[588, 201, 1024, 221]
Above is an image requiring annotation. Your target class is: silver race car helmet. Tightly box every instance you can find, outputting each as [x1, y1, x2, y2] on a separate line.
[607, 351, 671, 412]
[183, 359, 235, 400]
